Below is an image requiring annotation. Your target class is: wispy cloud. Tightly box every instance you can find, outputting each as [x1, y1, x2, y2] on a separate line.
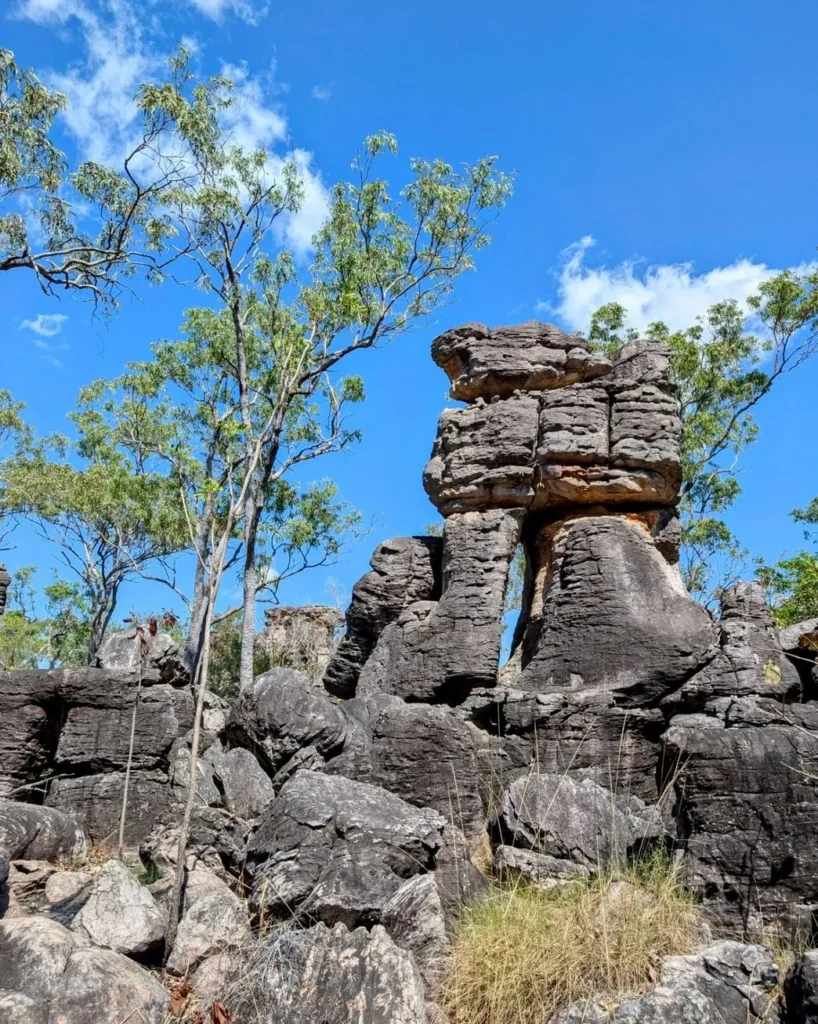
[20, 314, 70, 368]
[20, 313, 68, 337]
[311, 85, 332, 101]
[185, 0, 268, 25]
[541, 236, 807, 334]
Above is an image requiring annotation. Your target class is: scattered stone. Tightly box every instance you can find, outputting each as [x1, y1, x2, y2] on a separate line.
[45, 870, 92, 905]
[166, 887, 249, 975]
[230, 922, 428, 1024]
[559, 941, 781, 1024]
[69, 860, 165, 958]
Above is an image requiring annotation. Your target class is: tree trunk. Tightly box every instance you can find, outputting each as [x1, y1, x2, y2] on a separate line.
[238, 491, 259, 695]
[164, 583, 217, 955]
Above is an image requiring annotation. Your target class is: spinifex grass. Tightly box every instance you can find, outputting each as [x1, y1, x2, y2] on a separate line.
[443, 850, 702, 1024]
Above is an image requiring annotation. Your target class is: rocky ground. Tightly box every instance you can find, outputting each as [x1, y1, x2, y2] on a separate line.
[2, 321, 818, 1023]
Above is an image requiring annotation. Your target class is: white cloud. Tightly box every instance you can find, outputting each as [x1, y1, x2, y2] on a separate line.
[16, 0, 157, 166]
[311, 85, 332, 101]
[221, 61, 288, 152]
[185, 0, 268, 24]
[20, 313, 68, 337]
[274, 148, 330, 256]
[542, 236, 795, 335]
[16, 1, 329, 255]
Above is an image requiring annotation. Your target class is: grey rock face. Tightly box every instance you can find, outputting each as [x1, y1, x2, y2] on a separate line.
[493, 773, 659, 869]
[69, 859, 165, 958]
[663, 696, 818, 929]
[231, 922, 428, 1024]
[324, 536, 443, 699]
[0, 666, 192, 822]
[0, 916, 168, 1023]
[245, 770, 445, 928]
[326, 697, 488, 839]
[227, 667, 348, 776]
[785, 949, 818, 1023]
[212, 745, 275, 819]
[560, 941, 780, 1024]
[0, 802, 85, 863]
[431, 320, 612, 401]
[166, 887, 249, 975]
[358, 509, 522, 702]
[47, 769, 173, 846]
[458, 686, 665, 802]
[517, 517, 716, 704]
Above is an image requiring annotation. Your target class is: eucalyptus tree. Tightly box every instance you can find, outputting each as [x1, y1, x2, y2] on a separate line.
[587, 269, 818, 604]
[0, 435, 185, 658]
[135, 51, 514, 694]
[1, 48, 179, 308]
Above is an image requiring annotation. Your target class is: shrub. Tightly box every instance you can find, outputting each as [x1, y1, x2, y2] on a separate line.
[443, 851, 703, 1024]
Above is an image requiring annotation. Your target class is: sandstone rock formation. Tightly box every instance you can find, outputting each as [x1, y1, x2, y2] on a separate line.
[3, 318, 818, 1023]
[258, 604, 344, 682]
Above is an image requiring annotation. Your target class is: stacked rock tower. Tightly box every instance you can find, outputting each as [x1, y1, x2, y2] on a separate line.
[325, 320, 713, 707]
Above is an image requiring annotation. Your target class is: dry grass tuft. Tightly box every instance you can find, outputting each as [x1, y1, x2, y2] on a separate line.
[443, 850, 704, 1024]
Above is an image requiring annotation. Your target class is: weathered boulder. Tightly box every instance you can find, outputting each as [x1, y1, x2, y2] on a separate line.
[45, 870, 92, 905]
[325, 696, 488, 839]
[166, 887, 249, 975]
[258, 604, 343, 682]
[0, 802, 85, 862]
[324, 536, 443, 699]
[69, 859, 165, 958]
[559, 941, 780, 1023]
[516, 516, 716, 704]
[424, 337, 681, 515]
[229, 922, 428, 1024]
[211, 745, 275, 819]
[0, 916, 168, 1023]
[381, 874, 451, 996]
[358, 509, 522, 703]
[226, 667, 348, 775]
[47, 769, 172, 846]
[492, 773, 660, 869]
[245, 770, 445, 928]
[95, 628, 186, 682]
[780, 617, 818, 698]
[493, 844, 589, 885]
[663, 696, 818, 929]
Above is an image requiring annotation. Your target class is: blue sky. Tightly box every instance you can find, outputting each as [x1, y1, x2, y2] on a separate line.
[2, 0, 817, 622]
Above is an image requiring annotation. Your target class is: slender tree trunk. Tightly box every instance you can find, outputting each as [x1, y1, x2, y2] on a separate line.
[117, 636, 144, 859]
[165, 581, 217, 955]
[238, 493, 259, 695]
